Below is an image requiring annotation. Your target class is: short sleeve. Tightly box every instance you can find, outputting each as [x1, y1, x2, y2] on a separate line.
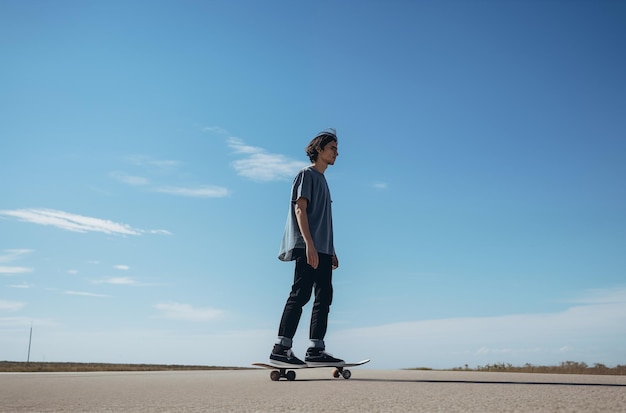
[292, 169, 313, 204]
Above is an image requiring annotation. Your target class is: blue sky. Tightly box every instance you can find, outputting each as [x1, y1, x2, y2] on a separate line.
[1, 0, 625, 369]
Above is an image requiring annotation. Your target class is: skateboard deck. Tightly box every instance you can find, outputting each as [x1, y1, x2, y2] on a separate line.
[252, 359, 370, 381]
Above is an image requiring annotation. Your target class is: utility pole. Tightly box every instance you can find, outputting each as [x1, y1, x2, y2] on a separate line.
[27, 323, 33, 363]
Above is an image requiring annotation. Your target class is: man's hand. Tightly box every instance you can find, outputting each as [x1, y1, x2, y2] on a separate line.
[332, 255, 339, 270]
[306, 243, 319, 269]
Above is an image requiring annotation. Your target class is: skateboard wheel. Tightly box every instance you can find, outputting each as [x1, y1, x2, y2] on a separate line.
[342, 369, 351, 379]
[270, 371, 281, 381]
[332, 368, 341, 378]
[286, 370, 296, 381]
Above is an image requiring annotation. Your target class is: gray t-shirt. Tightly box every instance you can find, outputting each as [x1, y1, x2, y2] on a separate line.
[278, 166, 334, 261]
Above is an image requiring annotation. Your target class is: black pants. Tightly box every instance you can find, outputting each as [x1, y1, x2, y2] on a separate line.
[278, 249, 333, 342]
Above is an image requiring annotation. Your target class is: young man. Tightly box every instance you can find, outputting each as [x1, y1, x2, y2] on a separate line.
[270, 128, 344, 367]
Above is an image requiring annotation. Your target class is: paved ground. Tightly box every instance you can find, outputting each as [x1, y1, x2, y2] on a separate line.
[2, 368, 625, 412]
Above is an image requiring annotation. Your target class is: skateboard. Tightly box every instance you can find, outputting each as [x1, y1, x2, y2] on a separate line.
[252, 359, 370, 381]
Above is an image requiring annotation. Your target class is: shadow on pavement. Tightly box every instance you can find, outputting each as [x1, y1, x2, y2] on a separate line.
[348, 378, 626, 387]
[292, 377, 625, 387]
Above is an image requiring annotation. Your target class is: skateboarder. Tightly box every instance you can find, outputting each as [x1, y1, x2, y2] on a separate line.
[270, 128, 345, 368]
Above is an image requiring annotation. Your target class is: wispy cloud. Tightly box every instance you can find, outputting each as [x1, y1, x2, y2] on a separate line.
[0, 266, 33, 275]
[113, 155, 229, 198]
[0, 209, 167, 236]
[0, 249, 33, 263]
[0, 300, 25, 312]
[124, 155, 181, 171]
[146, 229, 173, 235]
[566, 287, 626, 305]
[228, 137, 264, 155]
[7, 283, 33, 289]
[372, 181, 388, 190]
[109, 172, 150, 186]
[94, 277, 137, 285]
[153, 185, 229, 198]
[0, 249, 34, 275]
[114, 265, 130, 271]
[202, 126, 229, 135]
[228, 137, 307, 181]
[154, 302, 223, 322]
[65, 291, 110, 298]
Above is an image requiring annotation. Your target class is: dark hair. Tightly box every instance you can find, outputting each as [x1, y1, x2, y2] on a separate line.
[305, 130, 338, 162]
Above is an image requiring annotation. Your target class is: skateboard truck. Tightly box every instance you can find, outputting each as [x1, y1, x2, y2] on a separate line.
[269, 366, 350, 381]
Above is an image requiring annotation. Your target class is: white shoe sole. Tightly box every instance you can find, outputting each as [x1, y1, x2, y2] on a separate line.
[305, 361, 345, 367]
[268, 359, 307, 368]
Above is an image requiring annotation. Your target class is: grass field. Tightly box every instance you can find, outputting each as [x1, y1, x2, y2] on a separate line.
[444, 361, 626, 376]
[0, 361, 251, 373]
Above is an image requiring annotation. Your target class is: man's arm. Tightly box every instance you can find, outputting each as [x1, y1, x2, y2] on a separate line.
[294, 197, 319, 269]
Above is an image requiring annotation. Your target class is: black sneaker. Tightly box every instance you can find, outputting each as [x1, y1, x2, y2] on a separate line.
[305, 347, 345, 367]
[269, 344, 306, 367]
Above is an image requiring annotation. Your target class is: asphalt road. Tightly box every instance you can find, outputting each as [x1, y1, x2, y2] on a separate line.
[2, 369, 625, 412]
